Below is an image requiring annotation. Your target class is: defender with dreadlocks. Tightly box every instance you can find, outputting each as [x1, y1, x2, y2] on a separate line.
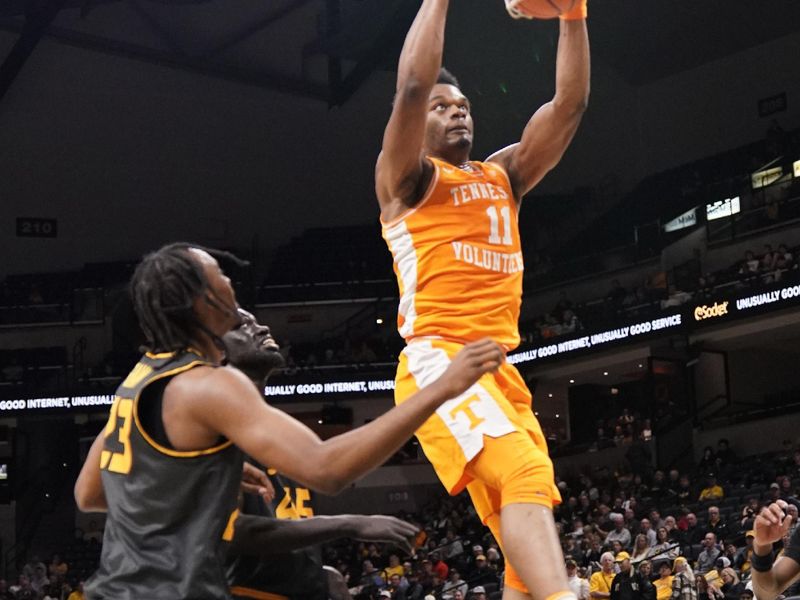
[75, 243, 505, 600]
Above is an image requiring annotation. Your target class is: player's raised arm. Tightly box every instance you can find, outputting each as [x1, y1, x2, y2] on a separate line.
[488, 4, 590, 200]
[376, 0, 449, 217]
[192, 339, 504, 495]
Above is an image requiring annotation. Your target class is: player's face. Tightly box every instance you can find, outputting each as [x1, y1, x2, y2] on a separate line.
[426, 84, 473, 155]
[189, 249, 240, 334]
[224, 309, 284, 377]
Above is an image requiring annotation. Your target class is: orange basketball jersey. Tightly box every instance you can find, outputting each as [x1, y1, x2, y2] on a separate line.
[381, 156, 523, 350]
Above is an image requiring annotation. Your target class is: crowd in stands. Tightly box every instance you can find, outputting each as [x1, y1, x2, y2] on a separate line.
[6, 434, 800, 600]
[313, 438, 800, 600]
[593, 409, 652, 453]
[0, 548, 91, 600]
[520, 235, 800, 348]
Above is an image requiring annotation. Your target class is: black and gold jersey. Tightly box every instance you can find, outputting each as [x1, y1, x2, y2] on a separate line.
[227, 467, 327, 600]
[86, 350, 243, 600]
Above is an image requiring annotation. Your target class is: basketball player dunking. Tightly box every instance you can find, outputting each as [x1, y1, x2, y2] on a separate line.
[74, 243, 504, 600]
[376, 1, 590, 599]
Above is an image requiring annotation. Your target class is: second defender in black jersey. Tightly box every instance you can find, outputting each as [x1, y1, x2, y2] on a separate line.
[75, 243, 504, 600]
[224, 309, 419, 600]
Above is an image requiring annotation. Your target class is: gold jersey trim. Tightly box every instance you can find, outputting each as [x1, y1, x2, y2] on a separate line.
[132, 361, 234, 458]
[230, 586, 289, 600]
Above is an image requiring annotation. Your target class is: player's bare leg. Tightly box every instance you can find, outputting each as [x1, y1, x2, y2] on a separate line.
[501, 503, 572, 600]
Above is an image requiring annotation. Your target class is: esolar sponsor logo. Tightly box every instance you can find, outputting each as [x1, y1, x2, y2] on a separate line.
[694, 301, 729, 321]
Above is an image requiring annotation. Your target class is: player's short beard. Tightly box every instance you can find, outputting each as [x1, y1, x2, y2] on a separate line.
[230, 347, 285, 380]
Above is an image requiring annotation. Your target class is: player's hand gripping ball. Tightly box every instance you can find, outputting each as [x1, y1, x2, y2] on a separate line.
[505, 0, 587, 20]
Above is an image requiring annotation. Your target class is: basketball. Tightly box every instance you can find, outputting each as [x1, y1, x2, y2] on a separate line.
[505, 0, 577, 19]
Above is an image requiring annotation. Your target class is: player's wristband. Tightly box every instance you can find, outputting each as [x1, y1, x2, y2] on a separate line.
[751, 550, 774, 573]
[560, 0, 587, 20]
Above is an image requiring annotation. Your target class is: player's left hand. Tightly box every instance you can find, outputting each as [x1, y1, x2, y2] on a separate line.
[241, 462, 275, 502]
[754, 499, 792, 548]
[349, 515, 419, 555]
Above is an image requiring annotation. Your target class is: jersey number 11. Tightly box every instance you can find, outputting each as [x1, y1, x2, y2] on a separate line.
[486, 206, 512, 246]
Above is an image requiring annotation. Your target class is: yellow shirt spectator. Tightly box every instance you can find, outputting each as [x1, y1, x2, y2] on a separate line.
[589, 570, 615, 598]
[698, 485, 724, 502]
[654, 574, 673, 600]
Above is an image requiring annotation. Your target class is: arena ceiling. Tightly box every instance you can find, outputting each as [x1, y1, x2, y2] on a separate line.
[2, 0, 800, 105]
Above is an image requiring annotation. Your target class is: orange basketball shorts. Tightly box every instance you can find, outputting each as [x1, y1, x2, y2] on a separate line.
[395, 339, 562, 590]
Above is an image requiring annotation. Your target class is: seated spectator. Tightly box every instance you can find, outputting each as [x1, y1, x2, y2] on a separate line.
[565, 537, 584, 564]
[704, 556, 729, 590]
[654, 562, 673, 600]
[759, 245, 778, 272]
[561, 309, 582, 335]
[699, 477, 724, 503]
[429, 552, 448, 581]
[696, 533, 721, 575]
[567, 559, 590, 600]
[676, 475, 693, 504]
[649, 510, 665, 531]
[638, 561, 656, 600]
[404, 571, 424, 599]
[737, 251, 760, 278]
[775, 244, 795, 271]
[639, 519, 657, 547]
[670, 558, 697, 600]
[631, 534, 651, 563]
[713, 568, 744, 600]
[469, 555, 498, 588]
[383, 554, 404, 582]
[470, 586, 487, 600]
[9, 575, 36, 600]
[740, 498, 759, 530]
[590, 552, 616, 600]
[441, 568, 467, 600]
[684, 512, 705, 546]
[362, 560, 385, 589]
[733, 531, 754, 575]
[779, 476, 800, 508]
[696, 574, 710, 600]
[605, 514, 632, 550]
[585, 537, 604, 566]
[705, 506, 729, 543]
[650, 527, 679, 562]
